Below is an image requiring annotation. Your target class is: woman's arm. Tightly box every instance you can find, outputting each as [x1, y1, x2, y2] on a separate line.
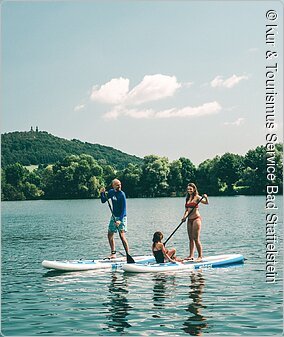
[181, 209, 189, 222]
[199, 194, 209, 205]
[182, 197, 189, 221]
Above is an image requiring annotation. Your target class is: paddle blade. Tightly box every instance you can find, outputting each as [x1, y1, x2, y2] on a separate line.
[126, 253, 135, 263]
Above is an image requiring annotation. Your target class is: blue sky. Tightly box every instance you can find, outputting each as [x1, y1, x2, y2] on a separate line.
[2, 1, 283, 165]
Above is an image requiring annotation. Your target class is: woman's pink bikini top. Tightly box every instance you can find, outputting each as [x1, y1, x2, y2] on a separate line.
[185, 201, 199, 209]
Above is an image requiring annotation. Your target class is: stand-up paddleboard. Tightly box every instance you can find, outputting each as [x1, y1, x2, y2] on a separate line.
[122, 254, 244, 273]
[42, 255, 155, 272]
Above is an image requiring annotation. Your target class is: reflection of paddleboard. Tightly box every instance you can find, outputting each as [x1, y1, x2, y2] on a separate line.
[42, 255, 155, 271]
[122, 254, 244, 273]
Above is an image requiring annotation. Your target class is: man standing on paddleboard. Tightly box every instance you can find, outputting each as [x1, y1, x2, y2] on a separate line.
[100, 179, 130, 259]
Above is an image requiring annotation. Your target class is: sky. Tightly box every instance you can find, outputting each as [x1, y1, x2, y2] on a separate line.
[1, 0, 283, 165]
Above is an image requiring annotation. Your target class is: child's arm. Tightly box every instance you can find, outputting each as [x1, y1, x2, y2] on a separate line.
[161, 244, 176, 263]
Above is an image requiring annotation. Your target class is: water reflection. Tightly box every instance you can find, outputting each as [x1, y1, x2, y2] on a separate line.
[152, 274, 176, 310]
[103, 272, 132, 333]
[182, 272, 208, 336]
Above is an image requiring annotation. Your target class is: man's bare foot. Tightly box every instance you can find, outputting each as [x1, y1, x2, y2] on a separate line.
[108, 251, 117, 259]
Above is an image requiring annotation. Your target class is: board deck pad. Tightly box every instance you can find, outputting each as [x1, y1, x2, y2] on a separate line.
[122, 254, 244, 273]
[42, 255, 155, 271]
[42, 254, 244, 272]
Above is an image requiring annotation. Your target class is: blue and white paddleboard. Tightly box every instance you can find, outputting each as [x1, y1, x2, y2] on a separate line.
[42, 255, 155, 271]
[122, 254, 244, 273]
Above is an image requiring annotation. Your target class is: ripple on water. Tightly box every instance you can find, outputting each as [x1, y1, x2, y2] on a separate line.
[2, 197, 283, 336]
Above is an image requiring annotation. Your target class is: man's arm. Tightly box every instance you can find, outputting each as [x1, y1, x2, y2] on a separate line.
[118, 192, 127, 221]
[100, 187, 107, 203]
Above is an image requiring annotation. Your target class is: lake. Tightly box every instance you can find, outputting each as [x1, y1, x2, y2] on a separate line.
[1, 196, 283, 336]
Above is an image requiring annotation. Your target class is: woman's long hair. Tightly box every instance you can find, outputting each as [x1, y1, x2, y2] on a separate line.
[186, 183, 199, 202]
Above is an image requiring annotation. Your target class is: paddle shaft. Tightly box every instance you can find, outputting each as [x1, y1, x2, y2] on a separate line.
[164, 195, 205, 246]
[104, 192, 135, 263]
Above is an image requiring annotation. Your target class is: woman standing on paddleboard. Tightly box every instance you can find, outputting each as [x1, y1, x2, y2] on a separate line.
[181, 183, 209, 262]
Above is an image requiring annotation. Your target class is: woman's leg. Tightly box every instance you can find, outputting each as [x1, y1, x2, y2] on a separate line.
[192, 218, 202, 260]
[187, 220, 195, 259]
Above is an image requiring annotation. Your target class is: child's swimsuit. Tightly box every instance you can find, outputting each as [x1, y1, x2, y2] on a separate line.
[153, 249, 165, 263]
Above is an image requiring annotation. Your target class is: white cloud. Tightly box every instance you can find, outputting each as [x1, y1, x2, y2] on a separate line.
[126, 74, 181, 105]
[224, 118, 245, 126]
[124, 107, 155, 119]
[90, 74, 181, 106]
[104, 101, 221, 120]
[89, 74, 222, 121]
[211, 74, 249, 88]
[103, 105, 150, 119]
[74, 104, 85, 112]
[90, 77, 129, 104]
[104, 106, 155, 120]
[155, 101, 221, 118]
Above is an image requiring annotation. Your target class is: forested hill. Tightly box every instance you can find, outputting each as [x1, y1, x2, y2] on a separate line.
[1, 130, 143, 170]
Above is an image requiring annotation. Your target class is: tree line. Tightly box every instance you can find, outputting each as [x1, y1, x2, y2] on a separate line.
[1, 144, 283, 201]
[1, 130, 142, 170]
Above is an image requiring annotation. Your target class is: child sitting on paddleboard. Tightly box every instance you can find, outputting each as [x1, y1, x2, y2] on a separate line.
[152, 231, 183, 263]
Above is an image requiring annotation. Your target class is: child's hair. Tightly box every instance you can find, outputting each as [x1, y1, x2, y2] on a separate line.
[152, 231, 163, 243]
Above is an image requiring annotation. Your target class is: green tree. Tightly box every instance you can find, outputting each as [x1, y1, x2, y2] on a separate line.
[168, 160, 183, 195]
[117, 163, 142, 197]
[241, 146, 266, 194]
[141, 155, 170, 197]
[5, 163, 27, 186]
[43, 154, 104, 199]
[1, 164, 43, 200]
[179, 157, 197, 191]
[1, 169, 6, 200]
[216, 153, 244, 194]
[22, 182, 44, 199]
[1, 163, 28, 200]
[2, 183, 25, 200]
[274, 143, 283, 193]
[102, 165, 117, 188]
[196, 156, 222, 195]
[1, 131, 143, 170]
[241, 144, 283, 194]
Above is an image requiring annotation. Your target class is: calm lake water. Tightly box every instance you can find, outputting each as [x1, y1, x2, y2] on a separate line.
[2, 196, 283, 336]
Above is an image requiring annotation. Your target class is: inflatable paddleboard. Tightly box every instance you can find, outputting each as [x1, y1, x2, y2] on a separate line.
[42, 255, 155, 271]
[122, 254, 244, 273]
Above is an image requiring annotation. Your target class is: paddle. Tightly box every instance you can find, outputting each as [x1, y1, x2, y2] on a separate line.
[164, 195, 206, 246]
[104, 192, 135, 263]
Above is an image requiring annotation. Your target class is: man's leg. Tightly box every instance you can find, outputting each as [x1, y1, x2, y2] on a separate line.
[108, 231, 116, 258]
[118, 230, 129, 254]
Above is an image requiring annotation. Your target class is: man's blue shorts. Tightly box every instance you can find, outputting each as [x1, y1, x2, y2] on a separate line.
[108, 216, 128, 233]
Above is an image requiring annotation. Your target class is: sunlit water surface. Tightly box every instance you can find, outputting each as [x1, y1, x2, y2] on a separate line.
[2, 196, 283, 335]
